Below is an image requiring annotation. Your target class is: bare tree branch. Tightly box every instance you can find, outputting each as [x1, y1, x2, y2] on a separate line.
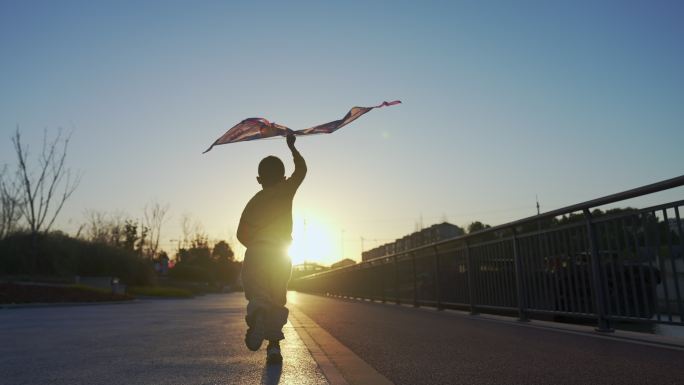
[12, 127, 81, 235]
[0, 165, 23, 238]
[180, 213, 193, 249]
[144, 201, 170, 257]
[83, 210, 109, 243]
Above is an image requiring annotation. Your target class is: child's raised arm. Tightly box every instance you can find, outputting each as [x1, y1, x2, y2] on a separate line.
[286, 134, 307, 189]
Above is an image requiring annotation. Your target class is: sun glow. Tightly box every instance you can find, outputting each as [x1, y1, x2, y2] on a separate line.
[288, 214, 337, 266]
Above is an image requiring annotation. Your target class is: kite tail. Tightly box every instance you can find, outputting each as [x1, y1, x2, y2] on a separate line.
[203, 141, 217, 154]
[375, 100, 402, 108]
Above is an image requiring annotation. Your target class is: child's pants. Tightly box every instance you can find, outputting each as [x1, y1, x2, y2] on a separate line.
[242, 246, 292, 341]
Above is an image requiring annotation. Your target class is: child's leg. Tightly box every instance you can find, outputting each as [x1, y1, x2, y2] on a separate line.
[242, 249, 272, 351]
[263, 256, 292, 342]
[242, 250, 270, 326]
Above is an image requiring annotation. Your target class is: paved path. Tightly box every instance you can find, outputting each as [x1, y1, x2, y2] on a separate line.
[289, 292, 684, 385]
[2, 292, 683, 384]
[0, 294, 326, 385]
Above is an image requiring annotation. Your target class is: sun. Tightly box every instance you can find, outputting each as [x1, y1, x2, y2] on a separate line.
[287, 214, 337, 266]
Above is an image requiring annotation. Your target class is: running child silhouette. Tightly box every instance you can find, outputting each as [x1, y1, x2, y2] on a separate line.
[237, 133, 306, 364]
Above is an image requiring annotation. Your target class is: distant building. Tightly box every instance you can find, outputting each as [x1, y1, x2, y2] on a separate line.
[331, 258, 356, 269]
[291, 262, 329, 280]
[361, 222, 465, 261]
[422, 222, 464, 244]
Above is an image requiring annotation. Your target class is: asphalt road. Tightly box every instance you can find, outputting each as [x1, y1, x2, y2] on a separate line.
[289, 292, 684, 385]
[3, 292, 683, 385]
[0, 294, 326, 385]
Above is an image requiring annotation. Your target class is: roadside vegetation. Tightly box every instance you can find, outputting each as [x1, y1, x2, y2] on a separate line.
[0, 282, 133, 304]
[127, 286, 193, 298]
[1, 128, 242, 304]
[0, 232, 156, 285]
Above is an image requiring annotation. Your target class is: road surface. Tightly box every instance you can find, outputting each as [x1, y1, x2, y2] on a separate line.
[2, 292, 683, 384]
[0, 294, 325, 385]
[290, 292, 684, 385]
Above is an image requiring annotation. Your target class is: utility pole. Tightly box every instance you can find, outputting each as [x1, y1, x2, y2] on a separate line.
[536, 195, 542, 235]
[360, 236, 365, 253]
[304, 217, 308, 261]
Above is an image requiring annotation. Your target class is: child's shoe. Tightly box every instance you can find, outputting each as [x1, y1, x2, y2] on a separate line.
[266, 340, 283, 364]
[244, 311, 265, 351]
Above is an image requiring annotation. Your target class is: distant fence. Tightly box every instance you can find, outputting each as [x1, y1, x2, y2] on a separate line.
[291, 175, 684, 331]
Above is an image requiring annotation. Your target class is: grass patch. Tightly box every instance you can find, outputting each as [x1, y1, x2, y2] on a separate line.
[0, 282, 132, 304]
[70, 284, 112, 294]
[128, 286, 193, 298]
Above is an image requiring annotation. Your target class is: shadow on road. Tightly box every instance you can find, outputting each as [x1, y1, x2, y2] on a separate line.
[261, 363, 283, 384]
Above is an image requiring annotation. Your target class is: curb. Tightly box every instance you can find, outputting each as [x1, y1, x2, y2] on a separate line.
[314, 293, 684, 352]
[290, 305, 394, 385]
[0, 299, 139, 309]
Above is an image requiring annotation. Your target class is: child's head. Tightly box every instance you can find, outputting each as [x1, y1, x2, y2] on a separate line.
[257, 156, 285, 187]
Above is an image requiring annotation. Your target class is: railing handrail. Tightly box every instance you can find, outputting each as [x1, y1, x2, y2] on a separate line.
[296, 174, 684, 280]
[489, 174, 684, 232]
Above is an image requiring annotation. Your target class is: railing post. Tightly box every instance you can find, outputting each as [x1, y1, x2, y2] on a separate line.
[381, 260, 387, 303]
[584, 209, 613, 332]
[394, 255, 400, 305]
[465, 240, 478, 315]
[433, 246, 443, 310]
[512, 227, 529, 322]
[412, 252, 419, 307]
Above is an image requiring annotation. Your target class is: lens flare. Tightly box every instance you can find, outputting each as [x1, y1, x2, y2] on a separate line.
[288, 214, 336, 266]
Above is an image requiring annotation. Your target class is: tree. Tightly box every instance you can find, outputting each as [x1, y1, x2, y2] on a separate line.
[107, 211, 126, 247]
[213, 240, 240, 285]
[144, 201, 170, 258]
[123, 220, 138, 251]
[11, 128, 81, 235]
[136, 224, 149, 257]
[467, 221, 491, 234]
[83, 210, 109, 244]
[78, 210, 132, 249]
[180, 213, 193, 249]
[212, 240, 234, 261]
[172, 239, 240, 285]
[0, 165, 23, 238]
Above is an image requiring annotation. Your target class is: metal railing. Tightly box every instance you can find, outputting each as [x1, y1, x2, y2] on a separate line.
[291, 175, 684, 331]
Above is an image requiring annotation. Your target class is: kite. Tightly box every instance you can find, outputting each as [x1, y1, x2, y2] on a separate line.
[203, 100, 401, 153]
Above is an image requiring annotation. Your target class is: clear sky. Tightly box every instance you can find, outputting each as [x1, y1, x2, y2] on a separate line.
[1, 0, 683, 265]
